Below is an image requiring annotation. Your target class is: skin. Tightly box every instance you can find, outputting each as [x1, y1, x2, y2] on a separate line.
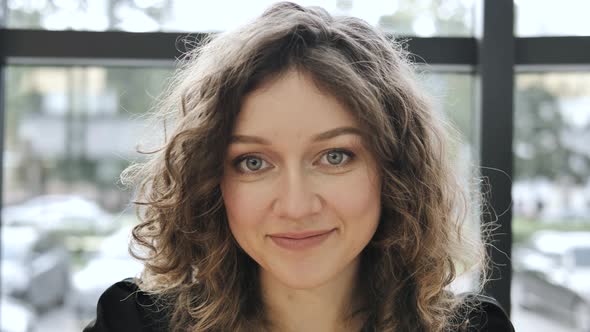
[220, 69, 382, 332]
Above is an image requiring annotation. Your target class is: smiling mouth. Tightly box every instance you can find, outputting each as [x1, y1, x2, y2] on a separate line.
[269, 228, 336, 250]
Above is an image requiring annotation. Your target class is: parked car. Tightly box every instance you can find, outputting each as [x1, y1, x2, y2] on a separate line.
[2, 195, 118, 254]
[69, 226, 143, 322]
[0, 296, 36, 332]
[3, 195, 117, 234]
[513, 231, 590, 331]
[1, 226, 71, 311]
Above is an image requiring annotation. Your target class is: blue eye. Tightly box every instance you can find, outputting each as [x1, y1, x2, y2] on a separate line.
[320, 149, 355, 167]
[232, 149, 355, 175]
[244, 157, 263, 171]
[234, 156, 269, 173]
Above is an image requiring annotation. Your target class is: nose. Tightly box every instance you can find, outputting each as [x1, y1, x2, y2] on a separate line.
[271, 168, 323, 220]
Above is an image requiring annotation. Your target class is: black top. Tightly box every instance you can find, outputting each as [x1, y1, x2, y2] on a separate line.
[83, 278, 515, 332]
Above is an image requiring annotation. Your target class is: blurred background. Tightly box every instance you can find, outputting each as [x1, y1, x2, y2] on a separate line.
[1, 0, 589, 331]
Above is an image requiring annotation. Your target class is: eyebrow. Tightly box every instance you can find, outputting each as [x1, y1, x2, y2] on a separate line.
[229, 126, 364, 145]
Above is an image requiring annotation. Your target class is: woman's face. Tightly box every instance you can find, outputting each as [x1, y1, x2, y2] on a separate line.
[220, 70, 381, 289]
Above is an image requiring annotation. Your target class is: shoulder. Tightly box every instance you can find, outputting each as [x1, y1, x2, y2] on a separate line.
[82, 278, 169, 332]
[456, 293, 515, 332]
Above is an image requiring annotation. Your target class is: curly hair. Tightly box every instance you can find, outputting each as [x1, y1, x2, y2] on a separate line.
[122, 2, 488, 331]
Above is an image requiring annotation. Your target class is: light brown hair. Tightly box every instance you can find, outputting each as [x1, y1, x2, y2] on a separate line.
[122, 2, 487, 331]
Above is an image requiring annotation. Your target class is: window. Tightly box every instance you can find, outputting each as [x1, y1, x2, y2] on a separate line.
[2, 66, 478, 329]
[2, 1, 589, 331]
[512, 72, 590, 331]
[515, 0, 590, 36]
[3, 65, 171, 329]
[7, 0, 475, 36]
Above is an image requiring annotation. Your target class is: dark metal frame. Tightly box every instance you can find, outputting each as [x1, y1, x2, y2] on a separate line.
[478, 0, 515, 315]
[3, 30, 590, 66]
[1, 0, 590, 316]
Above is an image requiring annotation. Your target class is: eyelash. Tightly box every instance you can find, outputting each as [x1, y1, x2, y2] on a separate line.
[231, 149, 357, 175]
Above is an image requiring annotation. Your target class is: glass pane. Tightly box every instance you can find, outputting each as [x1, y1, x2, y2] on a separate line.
[512, 73, 590, 332]
[2, 65, 171, 330]
[419, 73, 481, 294]
[7, 0, 474, 36]
[418, 72, 475, 146]
[515, 0, 590, 36]
[0, 1, 5, 27]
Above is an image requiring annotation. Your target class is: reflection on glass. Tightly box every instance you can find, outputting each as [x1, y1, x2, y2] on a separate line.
[7, 0, 474, 36]
[515, 0, 590, 36]
[512, 73, 590, 332]
[1, 66, 474, 330]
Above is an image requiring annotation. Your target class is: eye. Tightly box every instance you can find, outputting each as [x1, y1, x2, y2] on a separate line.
[319, 149, 355, 167]
[233, 155, 271, 173]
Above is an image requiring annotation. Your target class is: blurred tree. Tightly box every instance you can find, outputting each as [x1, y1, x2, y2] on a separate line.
[377, 0, 472, 36]
[416, 73, 474, 146]
[102, 0, 173, 116]
[336, 0, 353, 11]
[6, 0, 54, 28]
[514, 84, 590, 183]
[4, 67, 43, 148]
[7, 0, 172, 31]
[106, 67, 171, 115]
[5, 1, 173, 204]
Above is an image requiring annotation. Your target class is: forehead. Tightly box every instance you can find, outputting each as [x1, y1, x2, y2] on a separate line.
[234, 70, 360, 138]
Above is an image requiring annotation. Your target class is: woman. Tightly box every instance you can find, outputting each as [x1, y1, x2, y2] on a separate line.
[84, 2, 514, 331]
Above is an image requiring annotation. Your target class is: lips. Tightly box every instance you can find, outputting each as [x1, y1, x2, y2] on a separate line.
[269, 228, 336, 250]
[270, 229, 335, 239]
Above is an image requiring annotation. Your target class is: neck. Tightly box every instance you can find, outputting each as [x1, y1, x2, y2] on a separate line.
[260, 257, 366, 332]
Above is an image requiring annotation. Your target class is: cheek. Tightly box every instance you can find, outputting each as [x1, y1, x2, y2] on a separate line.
[325, 168, 381, 222]
[221, 180, 271, 234]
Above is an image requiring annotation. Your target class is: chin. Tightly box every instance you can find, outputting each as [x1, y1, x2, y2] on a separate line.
[263, 258, 351, 290]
